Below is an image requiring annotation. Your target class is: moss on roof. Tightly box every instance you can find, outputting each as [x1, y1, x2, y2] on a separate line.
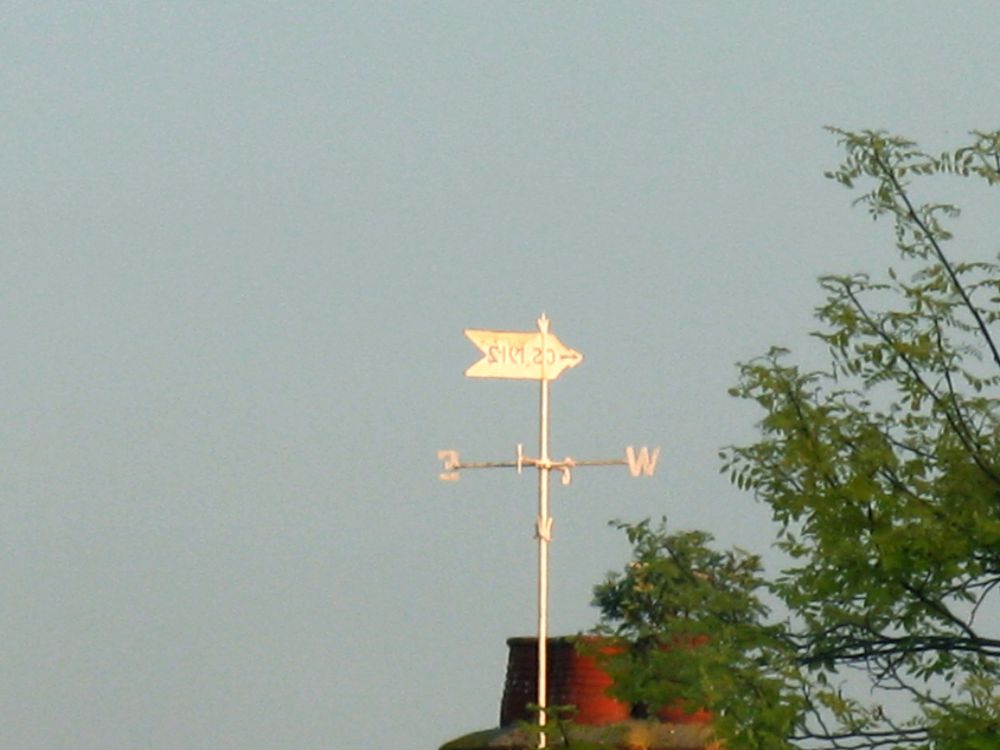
[439, 720, 719, 750]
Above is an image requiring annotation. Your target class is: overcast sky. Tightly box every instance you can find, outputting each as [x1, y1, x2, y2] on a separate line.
[5, 3, 1000, 748]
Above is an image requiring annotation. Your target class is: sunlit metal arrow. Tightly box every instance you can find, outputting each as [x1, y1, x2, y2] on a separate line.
[464, 326, 583, 381]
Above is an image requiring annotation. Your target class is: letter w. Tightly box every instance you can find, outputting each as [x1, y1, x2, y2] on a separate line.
[626, 446, 660, 477]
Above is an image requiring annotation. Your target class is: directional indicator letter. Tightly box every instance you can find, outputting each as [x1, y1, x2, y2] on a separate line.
[536, 516, 554, 541]
[625, 446, 660, 477]
[438, 449, 460, 481]
[464, 328, 583, 381]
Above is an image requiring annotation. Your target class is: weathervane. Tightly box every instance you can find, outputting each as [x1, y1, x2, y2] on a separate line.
[437, 314, 659, 748]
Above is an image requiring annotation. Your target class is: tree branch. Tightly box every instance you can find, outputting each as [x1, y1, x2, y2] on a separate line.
[841, 281, 1000, 485]
[871, 148, 1000, 372]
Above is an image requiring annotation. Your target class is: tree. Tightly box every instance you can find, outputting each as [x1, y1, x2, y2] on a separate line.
[593, 130, 1000, 750]
[592, 519, 803, 750]
[721, 129, 1000, 749]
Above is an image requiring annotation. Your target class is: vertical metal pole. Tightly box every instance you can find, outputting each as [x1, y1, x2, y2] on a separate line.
[537, 318, 550, 749]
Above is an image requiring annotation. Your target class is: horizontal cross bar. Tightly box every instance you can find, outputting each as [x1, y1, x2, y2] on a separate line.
[437, 445, 659, 482]
[446, 460, 521, 470]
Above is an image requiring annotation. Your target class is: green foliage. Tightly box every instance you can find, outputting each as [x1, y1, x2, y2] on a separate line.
[592, 518, 803, 750]
[595, 129, 1000, 750]
[719, 129, 1000, 749]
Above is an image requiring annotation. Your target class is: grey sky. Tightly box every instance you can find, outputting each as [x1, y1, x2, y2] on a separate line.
[4, 2, 1000, 748]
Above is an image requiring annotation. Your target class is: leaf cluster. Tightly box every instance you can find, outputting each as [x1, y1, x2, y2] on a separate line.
[720, 129, 1000, 748]
[595, 129, 1000, 750]
[592, 518, 803, 750]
